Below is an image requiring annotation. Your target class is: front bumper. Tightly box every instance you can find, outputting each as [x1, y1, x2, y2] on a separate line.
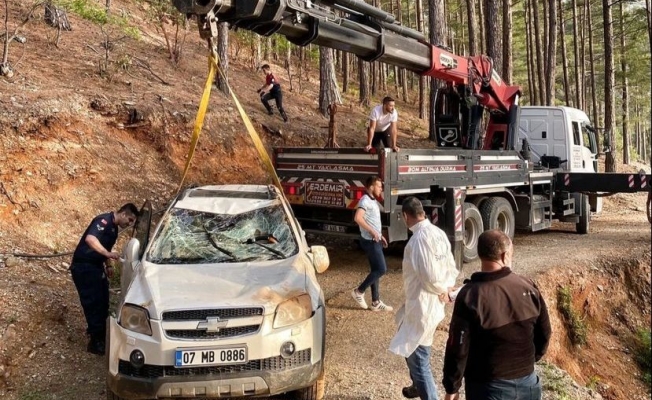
[107, 306, 325, 399]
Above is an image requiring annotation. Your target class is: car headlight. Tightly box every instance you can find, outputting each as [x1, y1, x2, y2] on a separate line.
[273, 294, 312, 329]
[119, 304, 152, 336]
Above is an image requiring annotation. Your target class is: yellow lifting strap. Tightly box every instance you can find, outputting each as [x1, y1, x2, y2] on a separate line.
[177, 50, 283, 193]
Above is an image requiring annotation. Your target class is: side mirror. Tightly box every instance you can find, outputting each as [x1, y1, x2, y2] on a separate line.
[309, 245, 329, 274]
[121, 238, 140, 294]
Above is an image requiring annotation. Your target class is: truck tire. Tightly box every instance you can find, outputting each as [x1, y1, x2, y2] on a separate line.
[576, 194, 590, 234]
[480, 197, 515, 239]
[463, 203, 483, 263]
[292, 371, 325, 400]
[470, 195, 488, 209]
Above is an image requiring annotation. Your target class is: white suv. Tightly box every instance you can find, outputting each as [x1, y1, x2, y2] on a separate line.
[107, 185, 329, 400]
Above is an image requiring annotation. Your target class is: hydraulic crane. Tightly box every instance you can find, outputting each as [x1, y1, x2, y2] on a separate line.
[172, 0, 521, 151]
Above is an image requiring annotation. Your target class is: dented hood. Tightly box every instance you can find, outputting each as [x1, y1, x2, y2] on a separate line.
[124, 254, 321, 320]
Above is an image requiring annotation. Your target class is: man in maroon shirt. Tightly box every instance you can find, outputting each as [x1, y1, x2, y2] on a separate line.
[257, 64, 288, 122]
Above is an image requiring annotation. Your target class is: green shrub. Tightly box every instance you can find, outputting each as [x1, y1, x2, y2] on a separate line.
[634, 329, 651, 386]
[557, 286, 588, 346]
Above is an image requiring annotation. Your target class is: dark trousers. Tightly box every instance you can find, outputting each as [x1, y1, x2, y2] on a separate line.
[71, 262, 109, 340]
[357, 238, 387, 302]
[261, 89, 285, 114]
[465, 371, 542, 400]
[371, 127, 391, 148]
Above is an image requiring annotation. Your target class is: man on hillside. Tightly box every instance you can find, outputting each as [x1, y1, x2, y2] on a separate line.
[70, 203, 138, 355]
[257, 64, 288, 122]
[389, 196, 458, 400]
[442, 229, 552, 400]
[364, 96, 399, 152]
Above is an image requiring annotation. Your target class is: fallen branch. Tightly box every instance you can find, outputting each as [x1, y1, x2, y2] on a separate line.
[132, 56, 171, 86]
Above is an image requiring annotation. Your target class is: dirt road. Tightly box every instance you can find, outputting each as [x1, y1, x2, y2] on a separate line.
[0, 193, 649, 400]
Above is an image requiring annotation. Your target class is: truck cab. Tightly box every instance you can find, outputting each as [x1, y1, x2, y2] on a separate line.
[518, 106, 599, 173]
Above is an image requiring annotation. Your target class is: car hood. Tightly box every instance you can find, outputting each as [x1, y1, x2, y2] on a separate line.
[123, 254, 321, 320]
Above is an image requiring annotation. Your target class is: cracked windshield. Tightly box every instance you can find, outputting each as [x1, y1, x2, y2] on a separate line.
[146, 204, 298, 264]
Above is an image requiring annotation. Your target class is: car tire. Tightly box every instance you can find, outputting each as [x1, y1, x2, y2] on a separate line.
[106, 388, 127, 400]
[292, 370, 325, 400]
[480, 197, 515, 240]
[463, 203, 483, 263]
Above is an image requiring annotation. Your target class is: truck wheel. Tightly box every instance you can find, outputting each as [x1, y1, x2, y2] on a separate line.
[576, 194, 590, 234]
[470, 195, 488, 209]
[292, 371, 325, 400]
[463, 203, 483, 263]
[480, 197, 515, 239]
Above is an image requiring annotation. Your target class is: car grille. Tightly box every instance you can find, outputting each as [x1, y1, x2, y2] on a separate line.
[162, 308, 263, 321]
[162, 308, 264, 340]
[118, 349, 312, 379]
[166, 325, 259, 339]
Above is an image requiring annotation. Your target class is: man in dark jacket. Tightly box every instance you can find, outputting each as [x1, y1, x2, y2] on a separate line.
[442, 229, 552, 400]
[70, 203, 138, 355]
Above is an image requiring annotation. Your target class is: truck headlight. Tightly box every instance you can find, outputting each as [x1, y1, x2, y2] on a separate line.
[273, 294, 312, 329]
[119, 304, 152, 336]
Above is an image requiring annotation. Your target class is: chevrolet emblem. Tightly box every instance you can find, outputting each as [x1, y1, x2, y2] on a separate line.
[197, 316, 228, 333]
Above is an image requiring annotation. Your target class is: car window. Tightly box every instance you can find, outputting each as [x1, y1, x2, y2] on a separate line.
[146, 204, 299, 264]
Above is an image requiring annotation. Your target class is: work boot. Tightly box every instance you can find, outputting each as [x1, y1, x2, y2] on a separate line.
[402, 385, 419, 399]
[280, 110, 288, 122]
[87, 334, 105, 356]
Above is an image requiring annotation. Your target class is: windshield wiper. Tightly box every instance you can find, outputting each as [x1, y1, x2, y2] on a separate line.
[202, 224, 238, 261]
[245, 237, 286, 259]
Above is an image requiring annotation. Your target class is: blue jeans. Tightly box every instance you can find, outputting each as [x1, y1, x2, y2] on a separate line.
[406, 345, 438, 400]
[465, 371, 542, 400]
[357, 238, 387, 302]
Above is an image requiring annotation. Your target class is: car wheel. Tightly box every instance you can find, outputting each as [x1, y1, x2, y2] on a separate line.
[106, 387, 127, 400]
[292, 370, 325, 400]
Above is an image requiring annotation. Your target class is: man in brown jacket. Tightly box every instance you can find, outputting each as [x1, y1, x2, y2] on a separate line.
[442, 229, 551, 400]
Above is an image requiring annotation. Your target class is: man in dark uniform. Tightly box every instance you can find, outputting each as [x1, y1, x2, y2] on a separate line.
[257, 64, 288, 122]
[71, 203, 138, 355]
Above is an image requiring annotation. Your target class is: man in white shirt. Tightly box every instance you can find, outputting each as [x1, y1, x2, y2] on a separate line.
[389, 197, 458, 400]
[351, 176, 393, 312]
[364, 96, 400, 152]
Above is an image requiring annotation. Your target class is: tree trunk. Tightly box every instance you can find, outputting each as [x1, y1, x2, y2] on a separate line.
[417, 0, 426, 118]
[620, 2, 630, 165]
[559, 0, 570, 106]
[484, 0, 502, 76]
[429, 0, 447, 142]
[319, 47, 342, 116]
[342, 51, 349, 93]
[646, 0, 652, 162]
[525, 0, 535, 104]
[531, 0, 545, 105]
[359, 58, 370, 107]
[502, 0, 512, 84]
[587, 0, 600, 151]
[545, 0, 557, 105]
[215, 22, 229, 95]
[603, 0, 616, 172]
[571, 0, 582, 109]
[466, 0, 478, 55]
[478, 0, 485, 54]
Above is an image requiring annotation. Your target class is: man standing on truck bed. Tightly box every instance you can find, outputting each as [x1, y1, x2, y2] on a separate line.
[257, 63, 288, 122]
[364, 96, 399, 152]
[351, 176, 393, 312]
[70, 203, 138, 355]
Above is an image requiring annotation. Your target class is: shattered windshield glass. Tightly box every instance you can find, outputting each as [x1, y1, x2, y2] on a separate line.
[146, 204, 299, 264]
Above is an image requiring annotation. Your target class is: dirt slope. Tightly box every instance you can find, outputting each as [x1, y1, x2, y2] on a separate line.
[0, 1, 651, 400]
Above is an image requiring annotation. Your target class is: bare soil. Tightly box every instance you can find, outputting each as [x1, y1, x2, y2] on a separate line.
[1, 2, 651, 400]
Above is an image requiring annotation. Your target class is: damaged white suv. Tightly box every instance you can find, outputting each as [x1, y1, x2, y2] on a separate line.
[107, 185, 329, 400]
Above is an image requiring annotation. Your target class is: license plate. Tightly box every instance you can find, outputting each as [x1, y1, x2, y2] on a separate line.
[175, 346, 247, 367]
[322, 223, 346, 233]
